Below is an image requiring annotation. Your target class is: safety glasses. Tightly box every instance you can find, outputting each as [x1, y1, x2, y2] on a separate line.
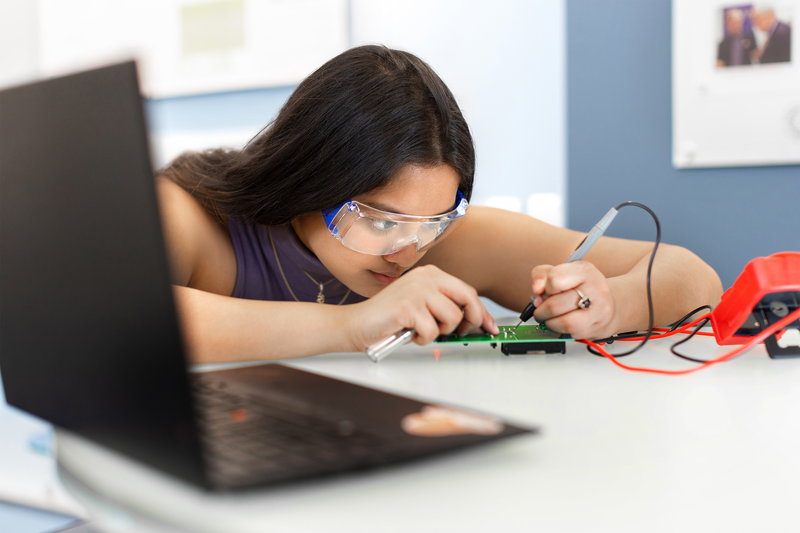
[321, 190, 468, 255]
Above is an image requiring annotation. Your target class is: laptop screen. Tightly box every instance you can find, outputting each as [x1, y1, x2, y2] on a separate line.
[0, 61, 207, 485]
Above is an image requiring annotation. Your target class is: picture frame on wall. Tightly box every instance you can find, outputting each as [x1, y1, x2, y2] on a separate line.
[673, 0, 800, 167]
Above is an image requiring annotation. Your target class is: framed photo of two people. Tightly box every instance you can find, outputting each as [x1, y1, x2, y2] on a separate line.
[673, 1, 800, 168]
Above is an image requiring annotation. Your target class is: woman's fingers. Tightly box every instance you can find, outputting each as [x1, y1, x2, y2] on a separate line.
[419, 265, 498, 337]
[352, 264, 497, 350]
[530, 265, 553, 296]
[538, 286, 591, 317]
[422, 292, 468, 341]
[457, 304, 497, 337]
[411, 311, 443, 345]
[530, 261, 616, 340]
[542, 261, 595, 295]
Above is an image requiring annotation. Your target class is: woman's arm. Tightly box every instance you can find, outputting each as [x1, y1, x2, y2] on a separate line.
[155, 178, 237, 295]
[423, 206, 723, 339]
[173, 265, 498, 363]
[172, 286, 352, 362]
[156, 179, 497, 363]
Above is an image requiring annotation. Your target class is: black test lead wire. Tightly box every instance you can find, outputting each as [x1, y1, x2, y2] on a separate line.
[583, 201, 661, 358]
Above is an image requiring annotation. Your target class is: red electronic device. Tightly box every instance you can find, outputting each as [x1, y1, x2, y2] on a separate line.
[711, 252, 800, 358]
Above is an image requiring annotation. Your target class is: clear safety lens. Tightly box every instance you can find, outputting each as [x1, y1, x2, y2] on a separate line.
[323, 190, 468, 256]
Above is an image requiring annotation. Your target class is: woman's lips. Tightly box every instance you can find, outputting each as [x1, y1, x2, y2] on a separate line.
[370, 270, 402, 284]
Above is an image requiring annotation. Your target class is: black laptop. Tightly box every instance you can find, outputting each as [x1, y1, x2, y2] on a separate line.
[0, 61, 533, 490]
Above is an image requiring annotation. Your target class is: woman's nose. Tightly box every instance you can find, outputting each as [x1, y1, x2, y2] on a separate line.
[382, 244, 418, 268]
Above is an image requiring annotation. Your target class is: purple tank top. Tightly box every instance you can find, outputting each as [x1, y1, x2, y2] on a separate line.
[227, 219, 365, 305]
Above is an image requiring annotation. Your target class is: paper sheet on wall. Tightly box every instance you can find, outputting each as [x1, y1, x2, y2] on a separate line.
[673, 0, 800, 167]
[37, 0, 348, 98]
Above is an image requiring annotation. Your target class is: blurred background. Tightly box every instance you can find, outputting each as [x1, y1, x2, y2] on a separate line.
[0, 0, 567, 229]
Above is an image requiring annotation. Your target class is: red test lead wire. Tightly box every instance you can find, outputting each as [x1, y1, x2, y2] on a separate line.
[608, 313, 713, 343]
[579, 306, 800, 375]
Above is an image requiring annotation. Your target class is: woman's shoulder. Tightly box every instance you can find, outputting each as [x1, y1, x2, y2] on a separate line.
[155, 177, 237, 295]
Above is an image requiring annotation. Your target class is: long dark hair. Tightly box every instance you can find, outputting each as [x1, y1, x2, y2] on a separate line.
[159, 45, 475, 226]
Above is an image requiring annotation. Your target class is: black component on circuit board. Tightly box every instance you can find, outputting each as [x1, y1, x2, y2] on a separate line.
[499, 334, 571, 356]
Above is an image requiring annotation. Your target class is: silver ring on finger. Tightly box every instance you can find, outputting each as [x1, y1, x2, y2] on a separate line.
[575, 288, 591, 310]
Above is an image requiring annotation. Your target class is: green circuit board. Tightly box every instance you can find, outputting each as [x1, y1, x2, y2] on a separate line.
[435, 324, 572, 344]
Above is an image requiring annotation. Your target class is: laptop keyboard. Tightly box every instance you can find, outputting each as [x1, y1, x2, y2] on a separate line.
[190, 375, 389, 489]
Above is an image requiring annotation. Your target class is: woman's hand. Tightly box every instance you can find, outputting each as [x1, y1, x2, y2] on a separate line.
[530, 262, 618, 340]
[344, 265, 499, 351]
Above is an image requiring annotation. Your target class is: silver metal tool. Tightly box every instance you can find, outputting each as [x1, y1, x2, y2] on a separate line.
[365, 328, 414, 362]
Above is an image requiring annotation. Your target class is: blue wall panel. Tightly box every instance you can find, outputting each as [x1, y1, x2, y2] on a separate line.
[146, 85, 295, 132]
[567, 0, 799, 289]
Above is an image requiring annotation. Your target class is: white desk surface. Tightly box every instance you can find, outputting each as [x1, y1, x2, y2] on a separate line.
[51, 324, 800, 533]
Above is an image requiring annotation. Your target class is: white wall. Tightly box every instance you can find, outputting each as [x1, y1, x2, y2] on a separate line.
[350, 0, 566, 225]
[0, 0, 39, 88]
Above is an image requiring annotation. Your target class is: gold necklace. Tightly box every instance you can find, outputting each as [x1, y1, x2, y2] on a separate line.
[269, 228, 351, 305]
[301, 270, 335, 304]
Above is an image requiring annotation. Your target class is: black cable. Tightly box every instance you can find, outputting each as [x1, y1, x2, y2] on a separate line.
[666, 305, 713, 332]
[594, 305, 713, 349]
[586, 201, 660, 358]
[596, 330, 646, 344]
[669, 316, 713, 363]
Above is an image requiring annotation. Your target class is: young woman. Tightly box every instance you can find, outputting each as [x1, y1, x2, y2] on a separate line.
[156, 45, 722, 364]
